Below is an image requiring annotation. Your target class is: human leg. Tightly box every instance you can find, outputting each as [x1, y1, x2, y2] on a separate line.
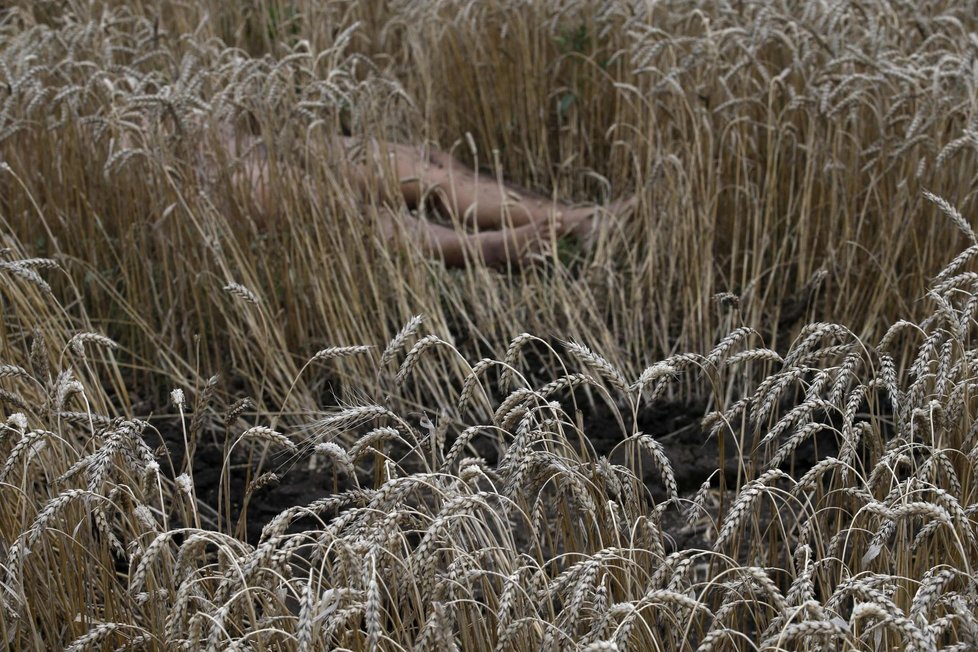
[377, 207, 560, 268]
[360, 138, 631, 237]
[391, 143, 558, 229]
[348, 138, 559, 228]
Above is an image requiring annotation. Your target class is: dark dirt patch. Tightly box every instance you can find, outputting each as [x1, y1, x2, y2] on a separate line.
[146, 395, 839, 548]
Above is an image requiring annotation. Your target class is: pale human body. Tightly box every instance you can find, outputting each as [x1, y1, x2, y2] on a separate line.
[197, 124, 630, 266]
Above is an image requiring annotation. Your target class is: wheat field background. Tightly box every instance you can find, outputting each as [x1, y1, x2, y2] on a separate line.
[1, 0, 978, 649]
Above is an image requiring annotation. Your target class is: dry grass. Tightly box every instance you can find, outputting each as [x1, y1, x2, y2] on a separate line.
[2, 0, 978, 649]
[3, 248, 978, 648]
[4, 0, 978, 406]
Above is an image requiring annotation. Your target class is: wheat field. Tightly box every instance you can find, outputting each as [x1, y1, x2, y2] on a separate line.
[1, 0, 978, 649]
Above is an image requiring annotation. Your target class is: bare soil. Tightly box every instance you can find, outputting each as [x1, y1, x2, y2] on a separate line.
[148, 395, 838, 548]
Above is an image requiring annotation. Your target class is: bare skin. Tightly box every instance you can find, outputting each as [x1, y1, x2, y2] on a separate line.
[218, 126, 631, 267]
[373, 140, 609, 235]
